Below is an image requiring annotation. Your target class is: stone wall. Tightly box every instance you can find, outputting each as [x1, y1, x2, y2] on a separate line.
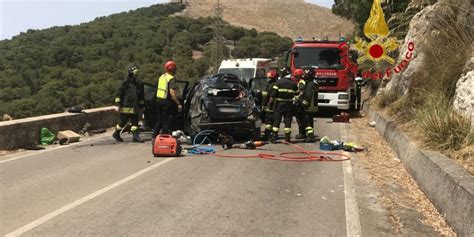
[0, 107, 118, 150]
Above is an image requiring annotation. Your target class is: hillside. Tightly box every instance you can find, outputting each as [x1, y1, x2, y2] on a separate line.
[178, 0, 355, 40]
[0, 3, 292, 119]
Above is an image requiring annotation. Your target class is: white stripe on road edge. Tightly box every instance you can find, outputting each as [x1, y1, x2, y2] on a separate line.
[4, 158, 175, 237]
[0, 132, 112, 165]
[341, 123, 362, 237]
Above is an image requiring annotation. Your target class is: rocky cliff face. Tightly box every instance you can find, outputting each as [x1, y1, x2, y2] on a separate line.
[382, 0, 473, 128]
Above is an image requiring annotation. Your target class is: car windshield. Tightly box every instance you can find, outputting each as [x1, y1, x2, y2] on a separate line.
[294, 47, 343, 69]
[218, 68, 255, 81]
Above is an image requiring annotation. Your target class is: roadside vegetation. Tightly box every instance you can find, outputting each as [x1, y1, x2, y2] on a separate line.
[0, 3, 291, 119]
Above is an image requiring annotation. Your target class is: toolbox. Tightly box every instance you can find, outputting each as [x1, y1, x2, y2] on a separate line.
[152, 134, 182, 157]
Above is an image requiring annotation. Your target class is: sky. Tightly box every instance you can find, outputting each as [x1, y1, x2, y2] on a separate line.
[0, 0, 334, 40]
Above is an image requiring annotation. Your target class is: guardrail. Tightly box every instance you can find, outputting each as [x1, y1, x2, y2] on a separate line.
[0, 107, 118, 150]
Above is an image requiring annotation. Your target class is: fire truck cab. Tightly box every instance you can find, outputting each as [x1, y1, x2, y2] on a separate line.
[285, 39, 355, 110]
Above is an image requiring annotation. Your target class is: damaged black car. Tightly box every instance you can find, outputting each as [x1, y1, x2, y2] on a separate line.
[183, 73, 262, 139]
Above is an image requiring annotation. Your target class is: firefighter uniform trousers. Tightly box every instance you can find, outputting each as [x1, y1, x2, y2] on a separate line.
[262, 80, 277, 137]
[153, 73, 175, 138]
[271, 77, 298, 141]
[301, 80, 319, 136]
[117, 113, 139, 133]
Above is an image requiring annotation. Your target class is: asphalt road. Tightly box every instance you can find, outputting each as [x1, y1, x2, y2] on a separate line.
[1, 117, 392, 236]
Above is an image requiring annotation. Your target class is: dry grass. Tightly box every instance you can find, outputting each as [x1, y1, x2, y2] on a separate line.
[415, 93, 471, 151]
[178, 0, 354, 40]
[373, 90, 400, 110]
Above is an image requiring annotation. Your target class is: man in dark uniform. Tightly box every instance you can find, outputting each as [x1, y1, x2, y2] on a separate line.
[153, 61, 182, 138]
[354, 75, 365, 110]
[269, 72, 298, 143]
[295, 67, 319, 142]
[261, 70, 279, 140]
[113, 66, 145, 143]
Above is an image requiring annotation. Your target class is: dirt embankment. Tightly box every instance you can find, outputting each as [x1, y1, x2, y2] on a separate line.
[179, 0, 354, 40]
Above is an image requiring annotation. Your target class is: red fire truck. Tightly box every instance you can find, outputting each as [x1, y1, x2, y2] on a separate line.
[284, 39, 357, 110]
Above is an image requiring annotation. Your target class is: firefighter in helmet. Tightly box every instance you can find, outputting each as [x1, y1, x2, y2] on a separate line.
[113, 66, 145, 143]
[269, 69, 298, 143]
[153, 61, 182, 138]
[261, 70, 279, 140]
[295, 67, 318, 142]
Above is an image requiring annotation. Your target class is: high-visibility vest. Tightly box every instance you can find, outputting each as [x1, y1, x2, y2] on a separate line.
[156, 73, 174, 99]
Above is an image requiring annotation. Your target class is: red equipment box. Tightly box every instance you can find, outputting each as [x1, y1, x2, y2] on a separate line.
[152, 134, 182, 157]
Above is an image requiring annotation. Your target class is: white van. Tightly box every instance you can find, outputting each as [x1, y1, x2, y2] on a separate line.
[217, 58, 272, 83]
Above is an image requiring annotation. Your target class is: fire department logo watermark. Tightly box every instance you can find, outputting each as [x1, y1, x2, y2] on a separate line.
[340, 0, 415, 80]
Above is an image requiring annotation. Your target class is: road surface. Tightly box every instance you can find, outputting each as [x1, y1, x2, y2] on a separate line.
[0, 116, 437, 236]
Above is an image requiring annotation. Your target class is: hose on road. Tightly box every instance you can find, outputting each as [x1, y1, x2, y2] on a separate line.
[188, 130, 350, 162]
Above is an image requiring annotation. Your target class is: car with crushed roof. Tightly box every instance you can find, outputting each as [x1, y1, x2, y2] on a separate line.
[182, 73, 262, 139]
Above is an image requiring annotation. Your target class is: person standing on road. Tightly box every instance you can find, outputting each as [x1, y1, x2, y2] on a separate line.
[113, 66, 145, 143]
[295, 67, 318, 142]
[153, 61, 182, 138]
[269, 71, 298, 143]
[261, 70, 279, 140]
[293, 68, 307, 140]
[354, 75, 365, 110]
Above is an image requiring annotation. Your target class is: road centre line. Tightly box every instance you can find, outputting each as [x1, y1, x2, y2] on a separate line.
[0, 132, 112, 165]
[341, 123, 362, 236]
[4, 158, 175, 237]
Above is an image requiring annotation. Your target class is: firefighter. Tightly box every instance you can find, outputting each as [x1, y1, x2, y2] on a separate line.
[261, 70, 279, 140]
[113, 66, 145, 143]
[153, 61, 182, 138]
[293, 68, 307, 139]
[269, 70, 298, 143]
[354, 75, 365, 110]
[295, 67, 319, 142]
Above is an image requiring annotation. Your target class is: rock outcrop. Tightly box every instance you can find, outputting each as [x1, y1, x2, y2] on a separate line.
[453, 54, 474, 130]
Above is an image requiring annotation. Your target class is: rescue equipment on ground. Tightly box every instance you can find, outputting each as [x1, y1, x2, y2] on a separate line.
[153, 134, 182, 157]
[332, 112, 350, 123]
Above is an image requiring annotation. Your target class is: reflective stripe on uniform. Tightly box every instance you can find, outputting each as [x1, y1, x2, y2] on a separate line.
[272, 127, 279, 132]
[116, 124, 122, 130]
[278, 89, 296, 93]
[139, 100, 145, 105]
[120, 107, 135, 114]
[276, 98, 293, 102]
[265, 124, 272, 130]
[264, 108, 273, 112]
[131, 126, 139, 132]
[115, 98, 121, 103]
[262, 91, 268, 97]
[157, 73, 174, 99]
[302, 100, 309, 105]
[284, 128, 291, 134]
[272, 85, 279, 90]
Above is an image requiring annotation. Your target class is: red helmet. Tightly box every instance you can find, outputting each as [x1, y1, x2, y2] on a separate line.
[164, 61, 177, 72]
[293, 69, 304, 77]
[266, 70, 278, 79]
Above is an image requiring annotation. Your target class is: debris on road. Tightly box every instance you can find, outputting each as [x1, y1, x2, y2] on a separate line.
[57, 130, 81, 144]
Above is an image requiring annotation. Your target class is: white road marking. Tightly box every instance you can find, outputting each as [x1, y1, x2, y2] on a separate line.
[4, 158, 175, 237]
[0, 132, 112, 165]
[341, 123, 362, 237]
